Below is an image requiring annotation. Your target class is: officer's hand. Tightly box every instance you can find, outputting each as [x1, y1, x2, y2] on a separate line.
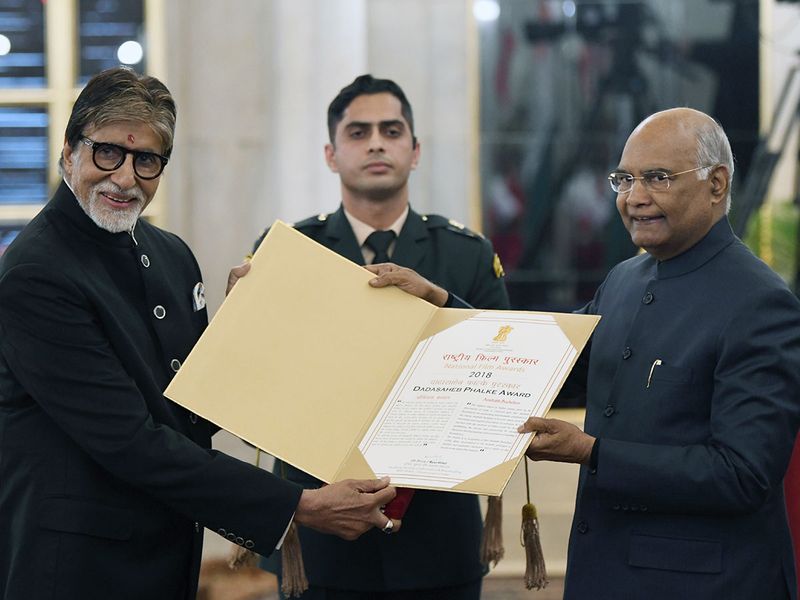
[365, 263, 449, 307]
[226, 261, 251, 296]
[294, 478, 396, 541]
[519, 417, 595, 465]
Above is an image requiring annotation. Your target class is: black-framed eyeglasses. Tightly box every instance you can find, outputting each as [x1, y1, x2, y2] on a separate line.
[607, 165, 716, 194]
[80, 136, 169, 180]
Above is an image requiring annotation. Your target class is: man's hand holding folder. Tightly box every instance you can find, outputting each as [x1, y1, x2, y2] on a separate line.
[295, 477, 397, 540]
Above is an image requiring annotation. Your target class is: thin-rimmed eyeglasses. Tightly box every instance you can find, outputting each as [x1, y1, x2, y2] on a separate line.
[607, 165, 716, 194]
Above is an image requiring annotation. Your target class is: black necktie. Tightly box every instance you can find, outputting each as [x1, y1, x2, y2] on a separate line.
[364, 230, 396, 264]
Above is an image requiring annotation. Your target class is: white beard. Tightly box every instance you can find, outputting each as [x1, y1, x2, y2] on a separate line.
[76, 183, 145, 233]
[68, 152, 147, 233]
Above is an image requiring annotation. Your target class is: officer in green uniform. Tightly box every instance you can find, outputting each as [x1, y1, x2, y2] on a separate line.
[253, 75, 509, 599]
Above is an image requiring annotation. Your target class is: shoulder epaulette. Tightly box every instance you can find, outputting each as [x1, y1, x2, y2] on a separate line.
[422, 214, 484, 239]
[292, 213, 328, 230]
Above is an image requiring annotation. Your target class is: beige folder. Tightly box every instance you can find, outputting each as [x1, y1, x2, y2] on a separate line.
[165, 221, 598, 495]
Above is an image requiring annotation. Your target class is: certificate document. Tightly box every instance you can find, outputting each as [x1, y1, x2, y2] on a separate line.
[360, 312, 579, 489]
[165, 221, 599, 496]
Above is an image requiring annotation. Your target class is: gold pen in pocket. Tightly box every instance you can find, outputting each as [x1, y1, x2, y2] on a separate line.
[647, 359, 662, 388]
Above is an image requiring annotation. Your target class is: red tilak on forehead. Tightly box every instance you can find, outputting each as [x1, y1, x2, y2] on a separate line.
[128, 134, 135, 143]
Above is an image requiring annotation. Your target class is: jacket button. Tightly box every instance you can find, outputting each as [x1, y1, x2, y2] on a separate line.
[141, 254, 150, 268]
[622, 347, 632, 360]
[170, 358, 182, 372]
[189, 413, 198, 424]
[642, 292, 654, 304]
[153, 305, 166, 319]
[244, 540, 255, 549]
[226, 532, 236, 541]
[235, 537, 244, 545]
[622, 504, 629, 511]
[217, 528, 227, 536]
[603, 405, 615, 417]
[612, 504, 620, 511]
[577, 520, 588, 534]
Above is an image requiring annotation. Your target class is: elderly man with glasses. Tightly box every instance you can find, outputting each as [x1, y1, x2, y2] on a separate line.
[0, 67, 396, 600]
[519, 107, 800, 599]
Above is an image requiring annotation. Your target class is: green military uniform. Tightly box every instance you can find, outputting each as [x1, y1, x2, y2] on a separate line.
[254, 205, 509, 597]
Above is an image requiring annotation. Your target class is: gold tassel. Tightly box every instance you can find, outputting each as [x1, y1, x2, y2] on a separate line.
[480, 494, 505, 567]
[278, 456, 308, 598]
[520, 458, 548, 590]
[280, 522, 309, 598]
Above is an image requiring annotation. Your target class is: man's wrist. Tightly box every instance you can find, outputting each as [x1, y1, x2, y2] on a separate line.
[586, 437, 600, 470]
[426, 285, 449, 307]
[294, 488, 318, 527]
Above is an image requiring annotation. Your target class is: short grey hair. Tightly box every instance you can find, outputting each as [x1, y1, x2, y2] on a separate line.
[694, 118, 734, 213]
[59, 67, 176, 173]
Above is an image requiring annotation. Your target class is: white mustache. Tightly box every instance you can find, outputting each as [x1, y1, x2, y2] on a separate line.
[94, 182, 146, 204]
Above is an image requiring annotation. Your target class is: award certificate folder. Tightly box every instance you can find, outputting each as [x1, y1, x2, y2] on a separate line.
[164, 221, 599, 496]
